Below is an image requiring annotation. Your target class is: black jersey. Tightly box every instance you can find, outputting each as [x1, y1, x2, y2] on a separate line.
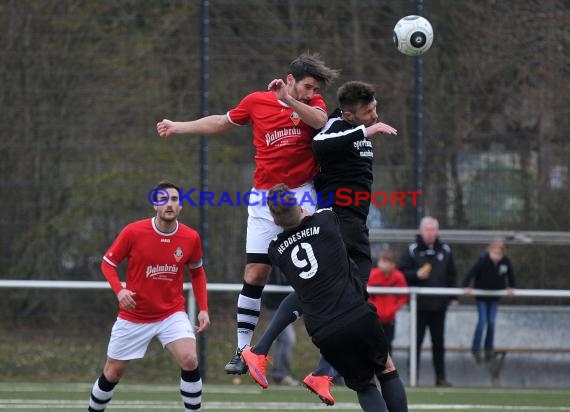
[312, 109, 373, 220]
[462, 252, 516, 291]
[268, 209, 373, 340]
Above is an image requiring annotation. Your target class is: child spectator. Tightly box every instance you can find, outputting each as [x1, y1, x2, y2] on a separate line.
[368, 250, 408, 354]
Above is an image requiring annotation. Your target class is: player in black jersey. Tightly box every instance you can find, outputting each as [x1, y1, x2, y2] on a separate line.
[262, 184, 394, 411]
[242, 82, 408, 410]
[313, 81, 395, 284]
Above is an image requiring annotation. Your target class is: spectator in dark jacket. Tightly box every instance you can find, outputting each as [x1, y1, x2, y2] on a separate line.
[462, 240, 516, 364]
[398, 216, 457, 387]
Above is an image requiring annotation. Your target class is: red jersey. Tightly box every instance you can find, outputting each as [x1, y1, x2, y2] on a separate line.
[227, 91, 326, 189]
[367, 267, 409, 324]
[103, 218, 204, 323]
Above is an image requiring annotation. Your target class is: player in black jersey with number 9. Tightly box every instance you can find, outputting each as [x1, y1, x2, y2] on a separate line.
[262, 184, 404, 412]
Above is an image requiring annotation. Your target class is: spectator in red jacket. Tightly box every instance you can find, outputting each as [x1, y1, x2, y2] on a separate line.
[368, 250, 409, 354]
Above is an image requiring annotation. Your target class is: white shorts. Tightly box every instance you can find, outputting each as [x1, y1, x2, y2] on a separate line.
[107, 311, 194, 361]
[246, 182, 317, 254]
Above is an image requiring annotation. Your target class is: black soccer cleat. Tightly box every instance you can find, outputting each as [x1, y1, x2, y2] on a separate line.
[224, 347, 248, 375]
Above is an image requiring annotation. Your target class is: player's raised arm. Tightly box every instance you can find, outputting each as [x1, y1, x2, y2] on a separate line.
[267, 75, 327, 130]
[366, 121, 398, 137]
[157, 114, 235, 138]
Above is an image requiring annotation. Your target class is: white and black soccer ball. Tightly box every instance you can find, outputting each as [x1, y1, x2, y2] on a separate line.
[393, 15, 434, 56]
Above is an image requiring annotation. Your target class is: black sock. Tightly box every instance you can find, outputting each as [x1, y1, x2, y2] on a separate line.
[379, 370, 408, 412]
[313, 356, 336, 376]
[254, 292, 301, 355]
[88, 374, 117, 412]
[237, 282, 265, 349]
[181, 367, 201, 382]
[357, 384, 388, 412]
[180, 367, 202, 412]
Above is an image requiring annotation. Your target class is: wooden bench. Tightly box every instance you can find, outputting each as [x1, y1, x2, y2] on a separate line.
[394, 346, 570, 384]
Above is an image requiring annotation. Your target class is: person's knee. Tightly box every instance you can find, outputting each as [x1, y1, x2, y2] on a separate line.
[103, 363, 126, 383]
[244, 263, 271, 285]
[383, 355, 396, 374]
[178, 352, 199, 371]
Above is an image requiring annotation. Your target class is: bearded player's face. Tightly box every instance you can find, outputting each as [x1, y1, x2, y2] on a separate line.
[349, 99, 379, 127]
[154, 187, 182, 222]
[289, 76, 320, 105]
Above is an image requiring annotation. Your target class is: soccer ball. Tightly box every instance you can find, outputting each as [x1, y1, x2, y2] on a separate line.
[393, 15, 434, 56]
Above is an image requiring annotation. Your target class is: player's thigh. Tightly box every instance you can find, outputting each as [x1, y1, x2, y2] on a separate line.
[245, 215, 282, 254]
[382, 353, 397, 374]
[315, 314, 388, 391]
[159, 312, 198, 368]
[338, 216, 371, 272]
[157, 312, 196, 346]
[166, 338, 197, 369]
[245, 182, 316, 255]
[107, 317, 156, 361]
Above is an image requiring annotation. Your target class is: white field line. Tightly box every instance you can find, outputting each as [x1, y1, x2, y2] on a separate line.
[1, 383, 569, 396]
[0, 383, 261, 394]
[1, 400, 570, 411]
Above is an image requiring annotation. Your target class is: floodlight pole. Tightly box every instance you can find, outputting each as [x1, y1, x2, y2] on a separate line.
[410, 0, 424, 388]
[414, 0, 424, 228]
[198, 0, 209, 381]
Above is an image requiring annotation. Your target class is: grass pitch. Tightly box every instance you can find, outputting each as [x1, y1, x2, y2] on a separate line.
[1, 382, 569, 411]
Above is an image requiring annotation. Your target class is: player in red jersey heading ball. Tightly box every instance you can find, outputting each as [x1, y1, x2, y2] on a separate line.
[157, 53, 339, 375]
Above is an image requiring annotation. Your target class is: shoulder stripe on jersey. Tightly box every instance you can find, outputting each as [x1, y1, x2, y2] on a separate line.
[314, 117, 340, 136]
[103, 255, 118, 267]
[313, 121, 366, 141]
[442, 244, 451, 253]
[188, 258, 203, 269]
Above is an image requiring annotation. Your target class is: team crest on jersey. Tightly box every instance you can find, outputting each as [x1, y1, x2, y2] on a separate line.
[290, 111, 301, 126]
[173, 247, 184, 262]
[437, 252, 444, 261]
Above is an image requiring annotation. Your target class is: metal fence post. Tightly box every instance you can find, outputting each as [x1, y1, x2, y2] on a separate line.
[188, 288, 197, 327]
[409, 289, 418, 387]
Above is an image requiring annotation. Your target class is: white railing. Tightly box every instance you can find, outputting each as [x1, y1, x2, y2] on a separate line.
[1, 280, 570, 386]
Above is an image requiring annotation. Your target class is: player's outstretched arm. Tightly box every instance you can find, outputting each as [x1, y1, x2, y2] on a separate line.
[366, 121, 398, 137]
[157, 115, 235, 138]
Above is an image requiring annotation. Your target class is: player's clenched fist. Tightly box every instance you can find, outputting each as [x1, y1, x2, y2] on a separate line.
[157, 119, 177, 137]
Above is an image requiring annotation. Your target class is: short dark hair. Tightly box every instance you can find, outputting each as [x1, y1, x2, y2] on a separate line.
[267, 183, 301, 228]
[155, 179, 180, 192]
[337, 81, 376, 114]
[288, 52, 340, 88]
[150, 180, 180, 204]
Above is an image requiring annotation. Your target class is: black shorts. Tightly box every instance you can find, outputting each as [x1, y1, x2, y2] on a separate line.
[312, 311, 389, 392]
[336, 213, 372, 285]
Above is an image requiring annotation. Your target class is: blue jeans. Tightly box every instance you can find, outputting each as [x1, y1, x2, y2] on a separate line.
[471, 299, 499, 353]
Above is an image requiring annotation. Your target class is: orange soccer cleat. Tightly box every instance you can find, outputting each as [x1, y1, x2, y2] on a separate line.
[241, 347, 269, 389]
[303, 373, 335, 406]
